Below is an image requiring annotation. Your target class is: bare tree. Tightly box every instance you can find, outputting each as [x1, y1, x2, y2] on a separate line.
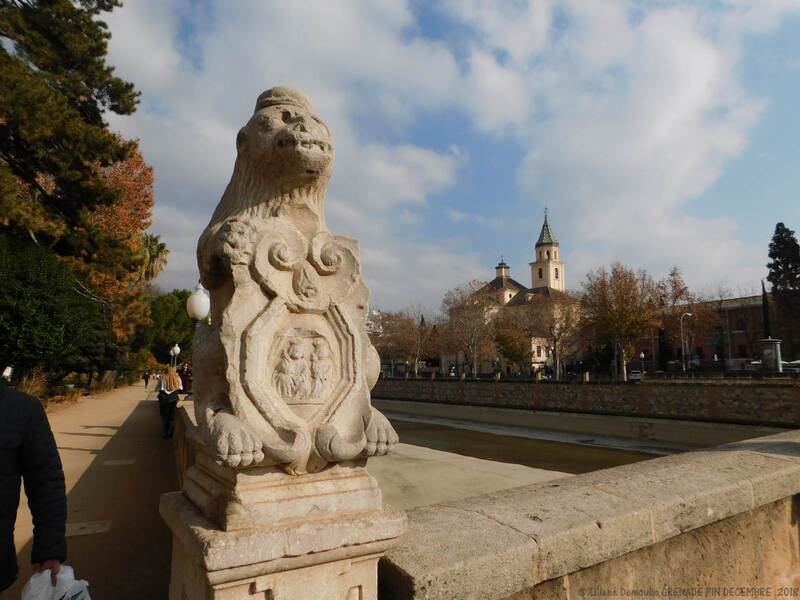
[369, 307, 438, 376]
[440, 280, 497, 377]
[582, 263, 660, 381]
[539, 296, 582, 380]
[493, 308, 532, 375]
[656, 268, 723, 368]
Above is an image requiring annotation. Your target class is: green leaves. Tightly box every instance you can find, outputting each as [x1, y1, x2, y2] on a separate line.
[0, 0, 138, 251]
[144, 289, 194, 365]
[0, 233, 110, 380]
[767, 222, 800, 357]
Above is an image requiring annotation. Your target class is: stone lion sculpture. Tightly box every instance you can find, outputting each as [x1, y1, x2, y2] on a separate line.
[193, 86, 398, 474]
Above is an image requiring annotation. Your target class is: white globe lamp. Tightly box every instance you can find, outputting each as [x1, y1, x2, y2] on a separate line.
[186, 283, 210, 322]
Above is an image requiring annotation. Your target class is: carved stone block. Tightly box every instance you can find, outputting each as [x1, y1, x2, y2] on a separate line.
[162, 86, 405, 599]
[191, 86, 397, 476]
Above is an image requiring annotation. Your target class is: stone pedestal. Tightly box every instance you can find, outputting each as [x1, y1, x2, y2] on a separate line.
[161, 491, 404, 599]
[183, 443, 385, 532]
[759, 338, 783, 373]
[161, 443, 405, 599]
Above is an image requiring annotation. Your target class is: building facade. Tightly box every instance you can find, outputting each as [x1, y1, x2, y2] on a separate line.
[460, 215, 576, 377]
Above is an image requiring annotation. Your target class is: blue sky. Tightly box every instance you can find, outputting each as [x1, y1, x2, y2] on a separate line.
[103, 1, 800, 311]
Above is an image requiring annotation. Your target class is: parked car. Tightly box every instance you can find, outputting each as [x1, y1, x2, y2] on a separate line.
[629, 370, 643, 382]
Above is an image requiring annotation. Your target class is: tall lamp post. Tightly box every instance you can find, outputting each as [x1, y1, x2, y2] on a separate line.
[680, 312, 693, 373]
[170, 343, 181, 368]
[640, 351, 645, 375]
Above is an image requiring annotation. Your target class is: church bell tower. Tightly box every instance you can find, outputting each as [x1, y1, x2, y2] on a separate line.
[530, 212, 565, 292]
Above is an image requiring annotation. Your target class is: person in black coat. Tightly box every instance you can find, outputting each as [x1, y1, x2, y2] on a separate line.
[158, 366, 183, 438]
[0, 383, 67, 592]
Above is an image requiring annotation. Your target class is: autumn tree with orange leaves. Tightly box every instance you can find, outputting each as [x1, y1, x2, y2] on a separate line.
[63, 141, 156, 344]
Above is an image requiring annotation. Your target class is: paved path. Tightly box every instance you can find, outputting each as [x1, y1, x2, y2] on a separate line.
[7, 384, 570, 597]
[9, 382, 175, 598]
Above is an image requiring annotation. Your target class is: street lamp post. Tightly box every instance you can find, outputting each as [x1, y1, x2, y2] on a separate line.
[170, 343, 181, 368]
[640, 351, 645, 375]
[680, 312, 693, 373]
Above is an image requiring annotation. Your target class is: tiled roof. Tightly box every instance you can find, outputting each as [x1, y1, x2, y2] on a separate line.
[506, 286, 574, 306]
[535, 215, 558, 247]
[478, 276, 527, 294]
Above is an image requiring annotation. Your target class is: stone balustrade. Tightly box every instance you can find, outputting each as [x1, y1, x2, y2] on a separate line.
[379, 430, 800, 599]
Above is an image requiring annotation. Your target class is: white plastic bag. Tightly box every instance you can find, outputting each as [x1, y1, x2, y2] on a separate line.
[21, 565, 90, 600]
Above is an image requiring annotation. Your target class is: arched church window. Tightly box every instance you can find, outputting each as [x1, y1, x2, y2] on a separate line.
[538, 268, 543, 279]
[546, 250, 550, 259]
[555, 268, 559, 280]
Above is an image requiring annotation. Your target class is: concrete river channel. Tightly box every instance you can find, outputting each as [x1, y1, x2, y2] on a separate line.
[388, 417, 654, 474]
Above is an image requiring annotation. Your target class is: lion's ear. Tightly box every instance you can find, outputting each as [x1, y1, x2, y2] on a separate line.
[236, 128, 247, 151]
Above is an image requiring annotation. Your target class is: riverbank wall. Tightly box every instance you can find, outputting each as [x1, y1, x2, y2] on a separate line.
[374, 398, 783, 451]
[372, 378, 800, 428]
[380, 429, 800, 599]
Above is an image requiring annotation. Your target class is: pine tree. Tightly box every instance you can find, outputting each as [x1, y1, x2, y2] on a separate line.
[0, 0, 138, 254]
[766, 222, 800, 356]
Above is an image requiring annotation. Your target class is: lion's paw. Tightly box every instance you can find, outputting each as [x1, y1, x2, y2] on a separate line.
[365, 408, 399, 456]
[209, 411, 264, 468]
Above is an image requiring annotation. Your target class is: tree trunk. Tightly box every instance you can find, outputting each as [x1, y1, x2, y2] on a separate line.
[620, 346, 628, 382]
[553, 346, 560, 381]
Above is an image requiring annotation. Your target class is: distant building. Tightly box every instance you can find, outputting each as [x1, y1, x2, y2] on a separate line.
[476, 259, 527, 307]
[706, 295, 768, 368]
[465, 214, 577, 376]
[634, 293, 771, 372]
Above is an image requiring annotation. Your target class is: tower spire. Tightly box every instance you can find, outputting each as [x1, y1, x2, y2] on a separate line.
[535, 211, 558, 247]
[530, 211, 565, 292]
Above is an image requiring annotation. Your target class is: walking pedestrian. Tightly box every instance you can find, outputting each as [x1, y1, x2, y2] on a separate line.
[143, 371, 150, 389]
[0, 382, 67, 592]
[157, 366, 182, 438]
[178, 363, 192, 396]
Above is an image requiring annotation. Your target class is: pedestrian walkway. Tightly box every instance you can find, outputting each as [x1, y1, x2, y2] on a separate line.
[8, 383, 570, 598]
[10, 382, 176, 598]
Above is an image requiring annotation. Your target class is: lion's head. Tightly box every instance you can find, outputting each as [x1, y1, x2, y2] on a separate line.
[236, 86, 334, 189]
[200, 87, 336, 288]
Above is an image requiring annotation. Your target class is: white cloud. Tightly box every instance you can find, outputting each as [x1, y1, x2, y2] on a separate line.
[442, 0, 553, 64]
[447, 208, 505, 229]
[105, 0, 470, 309]
[470, 1, 794, 291]
[103, 0, 800, 309]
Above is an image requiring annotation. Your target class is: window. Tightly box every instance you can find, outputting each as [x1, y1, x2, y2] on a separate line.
[555, 250, 558, 259]
[555, 268, 559, 280]
[735, 318, 746, 331]
[538, 268, 543, 279]
[539, 251, 542, 260]
[536, 346, 542, 357]
[546, 250, 550, 259]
